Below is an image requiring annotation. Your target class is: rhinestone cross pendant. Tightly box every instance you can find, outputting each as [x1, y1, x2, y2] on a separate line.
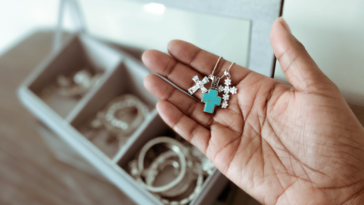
[218, 73, 237, 108]
[188, 75, 209, 95]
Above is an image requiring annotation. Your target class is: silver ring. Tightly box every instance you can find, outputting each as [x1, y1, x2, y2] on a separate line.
[136, 137, 187, 193]
[103, 95, 148, 135]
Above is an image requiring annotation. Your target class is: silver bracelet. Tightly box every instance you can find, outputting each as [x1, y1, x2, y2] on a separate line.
[127, 137, 205, 204]
[135, 137, 187, 193]
[156, 162, 204, 205]
[145, 151, 193, 198]
[191, 146, 216, 175]
[102, 95, 149, 135]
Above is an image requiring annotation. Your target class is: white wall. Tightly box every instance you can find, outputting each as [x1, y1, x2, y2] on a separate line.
[0, 0, 76, 56]
[274, 0, 364, 106]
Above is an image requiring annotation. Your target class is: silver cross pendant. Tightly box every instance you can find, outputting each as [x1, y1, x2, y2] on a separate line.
[218, 70, 237, 108]
[188, 75, 209, 95]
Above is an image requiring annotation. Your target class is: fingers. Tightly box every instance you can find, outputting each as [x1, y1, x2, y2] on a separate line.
[144, 74, 214, 128]
[167, 40, 256, 85]
[156, 100, 210, 153]
[142, 49, 205, 99]
[270, 18, 335, 92]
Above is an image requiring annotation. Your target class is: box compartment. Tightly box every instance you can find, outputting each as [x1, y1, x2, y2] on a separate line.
[27, 34, 122, 118]
[18, 33, 228, 205]
[69, 57, 158, 159]
[117, 114, 228, 205]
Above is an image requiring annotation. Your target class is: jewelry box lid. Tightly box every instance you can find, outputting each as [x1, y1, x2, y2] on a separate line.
[61, 0, 284, 77]
[151, 0, 285, 77]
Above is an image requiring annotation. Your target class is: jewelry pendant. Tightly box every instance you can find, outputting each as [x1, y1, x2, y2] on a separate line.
[188, 75, 209, 95]
[218, 69, 237, 109]
[201, 76, 221, 114]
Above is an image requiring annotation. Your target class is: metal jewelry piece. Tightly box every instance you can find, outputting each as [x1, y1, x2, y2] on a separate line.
[56, 69, 102, 97]
[187, 56, 222, 95]
[157, 161, 204, 205]
[145, 150, 193, 198]
[102, 94, 149, 135]
[77, 114, 121, 158]
[73, 69, 93, 88]
[149, 151, 204, 205]
[191, 146, 216, 176]
[201, 76, 221, 114]
[201, 57, 223, 114]
[188, 75, 209, 95]
[135, 137, 187, 193]
[208, 56, 222, 81]
[128, 137, 207, 204]
[218, 63, 238, 108]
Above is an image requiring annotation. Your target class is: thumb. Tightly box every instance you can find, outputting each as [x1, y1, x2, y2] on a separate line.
[270, 18, 334, 92]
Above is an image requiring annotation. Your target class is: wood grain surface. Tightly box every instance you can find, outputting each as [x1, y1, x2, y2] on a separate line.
[0, 30, 363, 205]
[0, 30, 134, 205]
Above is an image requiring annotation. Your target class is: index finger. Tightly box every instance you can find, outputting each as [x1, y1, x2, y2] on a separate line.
[167, 40, 259, 85]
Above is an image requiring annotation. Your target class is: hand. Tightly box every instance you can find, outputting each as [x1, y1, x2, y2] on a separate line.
[142, 18, 364, 204]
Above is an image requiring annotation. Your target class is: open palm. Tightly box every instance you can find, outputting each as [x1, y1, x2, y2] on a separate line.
[143, 19, 364, 204]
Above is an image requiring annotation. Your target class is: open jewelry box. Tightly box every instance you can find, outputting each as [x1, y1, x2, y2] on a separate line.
[17, 0, 284, 204]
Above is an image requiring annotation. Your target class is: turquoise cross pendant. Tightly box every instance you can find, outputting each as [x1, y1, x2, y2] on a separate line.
[202, 89, 221, 114]
[201, 76, 221, 114]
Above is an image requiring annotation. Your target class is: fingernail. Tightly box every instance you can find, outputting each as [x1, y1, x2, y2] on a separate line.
[279, 17, 291, 33]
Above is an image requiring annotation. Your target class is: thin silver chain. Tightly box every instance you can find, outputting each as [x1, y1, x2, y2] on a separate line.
[220, 62, 235, 78]
[211, 56, 222, 76]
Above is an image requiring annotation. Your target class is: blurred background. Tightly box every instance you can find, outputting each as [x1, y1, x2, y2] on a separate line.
[0, 0, 363, 205]
[1, 0, 364, 105]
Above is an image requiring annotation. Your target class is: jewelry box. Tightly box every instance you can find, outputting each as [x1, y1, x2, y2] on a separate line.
[17, 0, 284, 204]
